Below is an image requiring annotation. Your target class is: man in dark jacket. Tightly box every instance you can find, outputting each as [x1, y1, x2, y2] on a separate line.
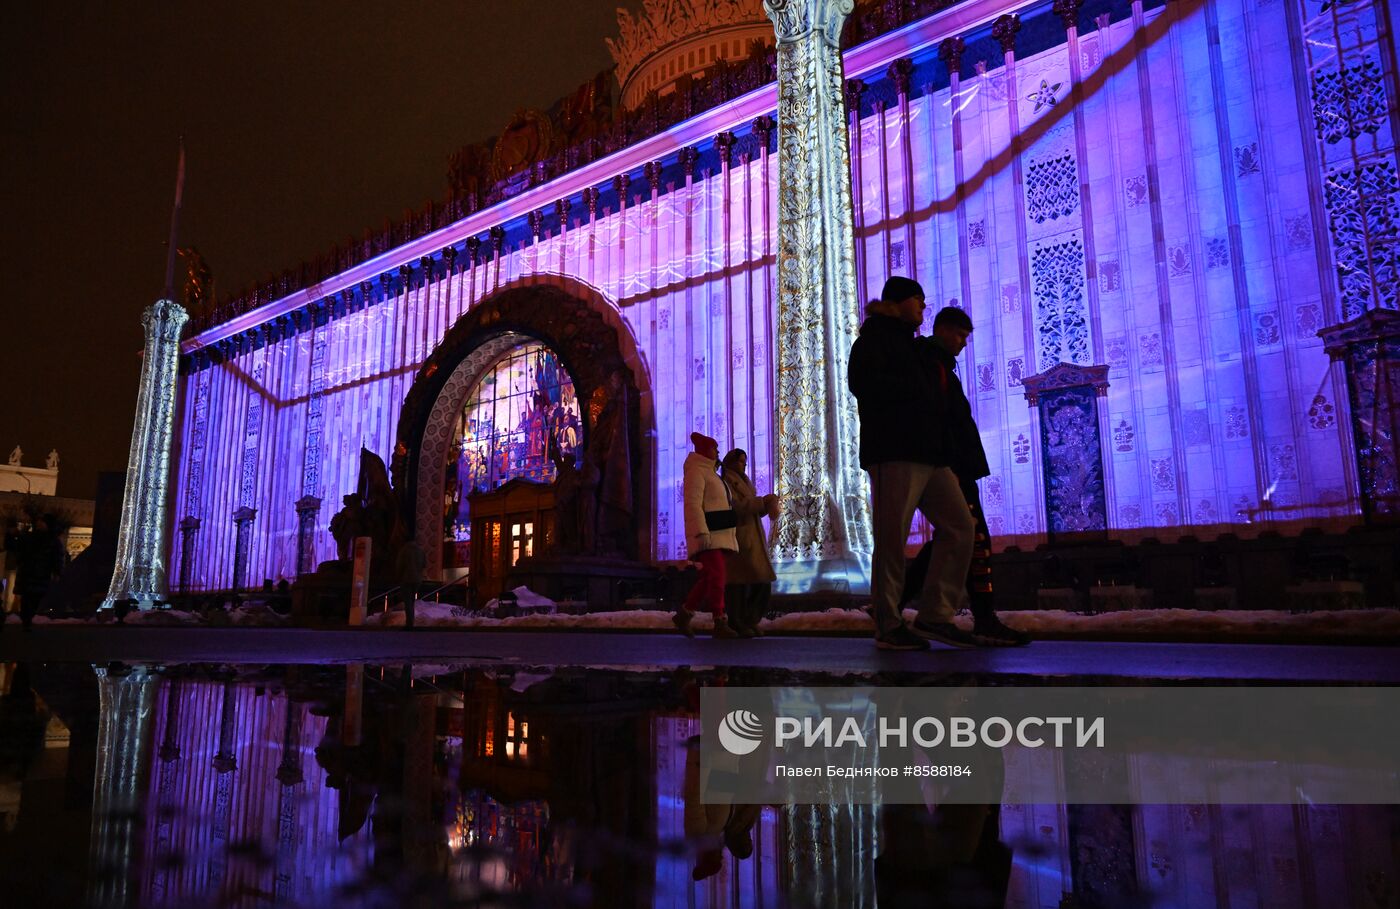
[849, 277, 977, 650]
[907, 307, 1031, 646]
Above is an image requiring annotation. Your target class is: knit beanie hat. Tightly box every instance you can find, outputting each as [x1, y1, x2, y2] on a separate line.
[880, 276, 924, 302]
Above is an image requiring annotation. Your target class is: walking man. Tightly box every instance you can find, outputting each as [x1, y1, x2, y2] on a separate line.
[908, 307, 1032, 646]
[849, 277, 978, 650]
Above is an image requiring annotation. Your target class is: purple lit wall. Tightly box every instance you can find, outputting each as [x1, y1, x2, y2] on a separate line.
[139, 682, 372, 906]
[170, 0, 1394, 590]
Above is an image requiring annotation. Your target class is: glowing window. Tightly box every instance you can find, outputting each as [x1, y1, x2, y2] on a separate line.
[447, 341, 583, 539]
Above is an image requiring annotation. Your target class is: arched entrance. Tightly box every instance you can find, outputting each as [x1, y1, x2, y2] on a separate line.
[394, 276, 653, 579]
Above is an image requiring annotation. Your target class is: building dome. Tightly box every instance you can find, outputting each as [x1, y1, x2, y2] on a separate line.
[607, 0, 773, 111]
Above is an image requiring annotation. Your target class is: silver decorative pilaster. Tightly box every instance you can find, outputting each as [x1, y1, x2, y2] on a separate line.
[104, 298, 189, 611]
[763, 0, 871, 592]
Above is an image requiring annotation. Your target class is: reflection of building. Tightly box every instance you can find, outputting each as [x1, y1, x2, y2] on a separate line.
[168, 0, 1397, 594]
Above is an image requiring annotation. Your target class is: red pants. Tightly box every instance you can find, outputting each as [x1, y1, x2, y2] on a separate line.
[683, 549, 727, 617]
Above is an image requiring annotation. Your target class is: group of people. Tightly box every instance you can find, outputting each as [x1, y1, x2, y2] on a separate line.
[673, 275, 1029, 649]
[852, 276, 1029, 649]
[674, 433, 777, 639]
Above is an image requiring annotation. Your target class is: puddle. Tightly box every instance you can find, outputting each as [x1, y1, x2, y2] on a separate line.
[0, 661, 1394, 908]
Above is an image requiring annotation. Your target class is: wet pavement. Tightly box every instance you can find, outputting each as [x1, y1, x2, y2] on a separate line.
[2, 625, 1399, 682]
[1, 631, 1397, 907]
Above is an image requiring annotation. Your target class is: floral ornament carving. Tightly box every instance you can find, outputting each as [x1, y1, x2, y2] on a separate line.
[1031, 237, 1090, 371]
[1323, 161, 1399, 319]
[762, 0, 870, 565]
[1307, 393, 1336, 430]
[1310, 55, 1388, 145]
[764, 0, 853, 47]
[1026, 154, 1080, 224]
[1026, 78, 1063, 112]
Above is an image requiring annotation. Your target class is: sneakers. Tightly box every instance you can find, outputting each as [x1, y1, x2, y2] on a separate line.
[911, 619, 981, 649]
[711, 619, 739, 639]
[972, 618, 1032, 647]
[875, 625, 932, 651]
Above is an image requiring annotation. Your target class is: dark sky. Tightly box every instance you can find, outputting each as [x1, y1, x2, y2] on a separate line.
[1, 1, 632, 499]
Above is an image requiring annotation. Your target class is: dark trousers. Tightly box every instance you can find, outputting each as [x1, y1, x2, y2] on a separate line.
[724, 582, 770, 630]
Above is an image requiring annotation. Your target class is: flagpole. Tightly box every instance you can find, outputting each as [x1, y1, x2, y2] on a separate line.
[162, 139, 186, 300]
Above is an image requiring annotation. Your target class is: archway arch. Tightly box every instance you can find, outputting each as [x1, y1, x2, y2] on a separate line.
[394, 275, 654, 578]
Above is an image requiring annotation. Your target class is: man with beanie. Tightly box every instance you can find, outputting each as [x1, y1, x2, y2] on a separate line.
[676, 432, 739, 638]
[848, 277, 978, 650]
[906, 307, 1031, 646]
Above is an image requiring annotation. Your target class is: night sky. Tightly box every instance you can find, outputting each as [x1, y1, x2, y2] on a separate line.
[2, 2, 633, 499]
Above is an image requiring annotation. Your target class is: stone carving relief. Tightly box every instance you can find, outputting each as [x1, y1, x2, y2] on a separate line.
[1026, 154, 1081, 224]
[1031, 237, 1089, 371]
[1324, 160, 1399, 319]
[1310, 55, 1388, 145]
[1039, 386, 1108, 533]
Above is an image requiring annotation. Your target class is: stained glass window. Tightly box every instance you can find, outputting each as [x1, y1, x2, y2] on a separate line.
[446, 341, 583, 540]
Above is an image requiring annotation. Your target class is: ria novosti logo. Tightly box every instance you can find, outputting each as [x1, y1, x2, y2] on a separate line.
[717, 709, 765, 755]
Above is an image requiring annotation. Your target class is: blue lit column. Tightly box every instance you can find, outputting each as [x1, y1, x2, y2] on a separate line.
[763, 0, 871, 592]
[103, 298, 189, 611]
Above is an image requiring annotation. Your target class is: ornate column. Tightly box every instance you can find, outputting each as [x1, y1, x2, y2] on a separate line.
[273, 696, 304, 901]
[176, 516, 200, 594]
[103, 298, 189, 611]
[230, 505, 257, 591]
[1320, 311, 1400, 524]
[1023, 364, 1111, 541]
[150, 678, 182, 905]
[87, 666, 160, 909]
[763, 0, 871, 592]
[209, 680, 238, 888]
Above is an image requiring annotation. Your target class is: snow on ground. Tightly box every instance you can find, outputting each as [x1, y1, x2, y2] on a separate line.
[358, 602, 1400, 638]
[9, 600, 1399, 639]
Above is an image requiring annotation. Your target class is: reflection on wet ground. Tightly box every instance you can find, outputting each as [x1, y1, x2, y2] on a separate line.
[0, 660, 1395, 908]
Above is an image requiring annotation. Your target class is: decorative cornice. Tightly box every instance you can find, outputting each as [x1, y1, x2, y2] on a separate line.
[1319, 309, 1400, 359]
[1022, 363, 1110, 405]
[609, 0, 769, 90]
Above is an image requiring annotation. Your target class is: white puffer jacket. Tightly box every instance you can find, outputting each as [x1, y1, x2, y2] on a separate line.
[682, 451, 739, 556]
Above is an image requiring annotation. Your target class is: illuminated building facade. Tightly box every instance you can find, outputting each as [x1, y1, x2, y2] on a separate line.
[169, 0, 1397, 591]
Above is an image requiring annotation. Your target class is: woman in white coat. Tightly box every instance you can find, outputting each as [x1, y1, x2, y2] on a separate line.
[675, 432, 739, 638]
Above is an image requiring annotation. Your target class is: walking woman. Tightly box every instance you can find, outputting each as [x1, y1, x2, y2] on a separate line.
[676, 432, 739, 638]
[720, 448, 778, 637]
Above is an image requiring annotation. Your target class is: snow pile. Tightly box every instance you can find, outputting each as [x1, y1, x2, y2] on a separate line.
[483, 586, 558, 616]
[126, 608, 203, 626]
[227, 604, 291, 627]
[366, 601, 472, 627]
[348, 604, 1400, 639]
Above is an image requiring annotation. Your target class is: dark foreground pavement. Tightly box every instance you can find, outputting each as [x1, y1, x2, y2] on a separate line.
[2, 625, 1397, 682]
